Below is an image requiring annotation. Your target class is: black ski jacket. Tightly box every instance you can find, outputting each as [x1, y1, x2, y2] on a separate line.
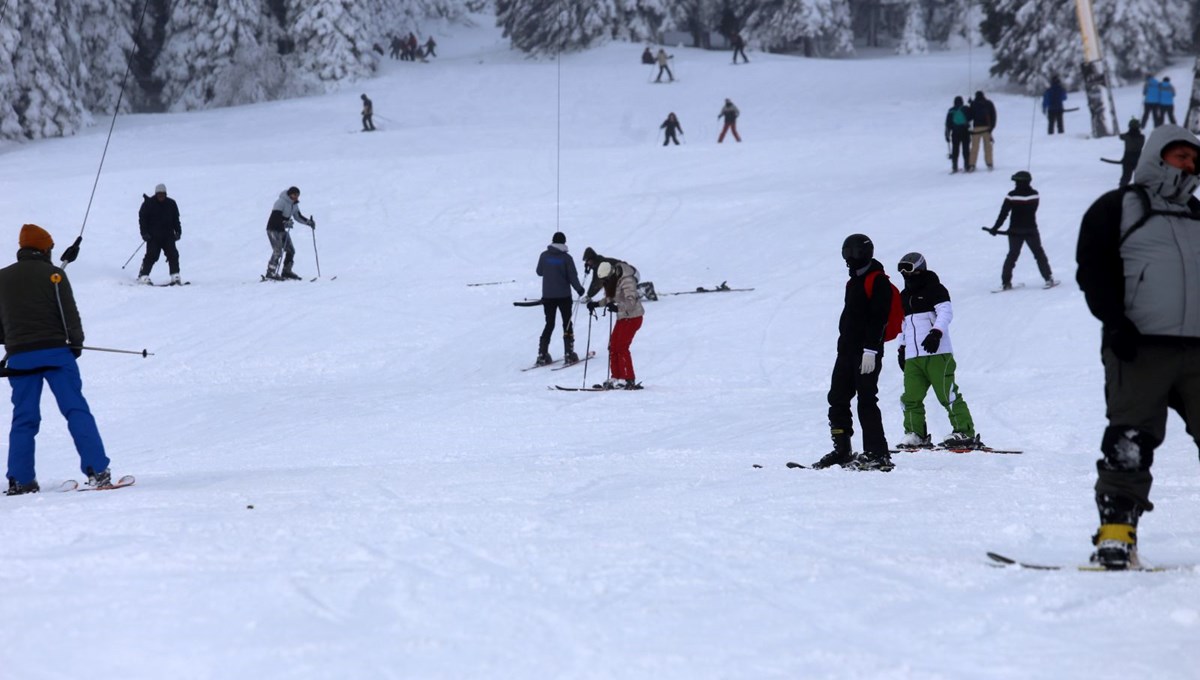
[837, 258, 892, 355]
[993, 183, 1040, 234]
[139, 194, 181, 242]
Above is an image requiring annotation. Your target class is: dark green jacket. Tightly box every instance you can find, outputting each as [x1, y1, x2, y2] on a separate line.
[0, 248, 84, 355]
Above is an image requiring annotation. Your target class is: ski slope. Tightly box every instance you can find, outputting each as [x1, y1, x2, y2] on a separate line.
[0, 20, 1197, 680]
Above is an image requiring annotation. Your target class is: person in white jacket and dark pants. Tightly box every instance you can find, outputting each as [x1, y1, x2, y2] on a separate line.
[894, 252, 982, 450]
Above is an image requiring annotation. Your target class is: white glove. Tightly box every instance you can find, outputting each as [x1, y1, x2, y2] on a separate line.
[860, 351, 877, 375]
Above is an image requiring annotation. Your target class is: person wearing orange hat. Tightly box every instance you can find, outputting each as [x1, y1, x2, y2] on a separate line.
[0, 224, 112, 495]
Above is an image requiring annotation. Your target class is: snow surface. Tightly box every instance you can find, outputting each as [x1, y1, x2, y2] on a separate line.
[1, 21, 1198, 680]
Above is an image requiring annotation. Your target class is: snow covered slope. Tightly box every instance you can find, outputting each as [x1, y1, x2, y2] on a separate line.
[0, 22, 1196, 680]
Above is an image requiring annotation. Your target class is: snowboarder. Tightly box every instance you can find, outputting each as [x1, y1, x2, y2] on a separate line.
[813, 234, 894, 472]
[718, 98, 741, 143]
[264, 186, 316, 281]
[360, 94, 375, 131]
[136, 183, 183, 285]
[987, 170, 1055, 290]
[1117, 118, 1145, 187]
[730, 32, 748, 64]
[0, 224, 113, 495]
[1043, 76, 1067, 135]
[423, 36, 437, 59]
[535, 232, 585, 366]
[660, 112, 683, 146]
[1159, 76, 1176, 126]
[654, 49, 673, 83]
[1140, 75, 1161, 129]
[894, 252, 982, 450]
[1075, 124, 1200, 570]
[967, 90, 997, 172]
[585, 257, 644, 390]
[641, 47, 654, 65]
[944, 96, 970, 173]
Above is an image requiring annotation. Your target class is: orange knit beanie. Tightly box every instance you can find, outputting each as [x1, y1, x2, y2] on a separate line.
[19, 224, 54, 252]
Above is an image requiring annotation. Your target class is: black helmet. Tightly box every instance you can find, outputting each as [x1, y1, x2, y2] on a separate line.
[1011, 171, 1032, 183]
[897, 252, 927, 275]
[842, 234, 874, 262]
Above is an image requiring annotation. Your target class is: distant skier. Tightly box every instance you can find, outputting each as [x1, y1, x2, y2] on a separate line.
[423, 36, 437, 59]
[1042, 76, 1067, 135]
[641, 47, 654, 65]
[1117, 118, 1145, 187]
[264, 186, 316, 281]
[535, 231, 585, 367]
[585, 257, 645, 390]
[1159, 76, 1176, 125]
[730, 32, 748, 64]
[1140, 75, 1161, 129]
[987, 170, 1056, 290]
[654, 48, 674, 83]
[360, 94, 375, 132]
[718, 98, 741, 143]
[967, 90, 996, 172]
[894, 252, 982, 451]
[813, 234, 894, 472]
[660, 112, 683, 146]
[944, 96, 970, 173]
[136, 183, 183, 285]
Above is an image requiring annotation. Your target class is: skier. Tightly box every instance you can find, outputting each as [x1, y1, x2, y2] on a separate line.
[1140, 75, 1161, 129]
[987, 170, 1056, 290]
[585, 258, 644, 390]
[0, 224, 113, 495]
[1075, 124, 1200, 570]
[136, 183, 183, 285]
[581, 246, 619, 282]
[360, 94, 375, 132]
[423, 36, 437, 59]
[944, 96, 970, 173]
[813, 234, 894, 472]
[1158, 77, 1176, 126]
[1117, 118, 1145, 187]
[264, 186, 316, 281]
[894, 252, 982, 450]
[730, 32, 748, 64]
[654, 48, 674, 83]
[535, 232, 585, 366]
[660, 112, 683, 146]
[967, 90, 997, 172]
[1043, 76, 1067, 135]
[717, 98, 741, 143]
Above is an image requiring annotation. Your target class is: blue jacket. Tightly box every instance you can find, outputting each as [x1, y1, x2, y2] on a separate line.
[1143, 78, 1161, 105]
[1042, 83, 1066, 113]
[537, 244, 584, 299]
[1159, 80, 1175, 106]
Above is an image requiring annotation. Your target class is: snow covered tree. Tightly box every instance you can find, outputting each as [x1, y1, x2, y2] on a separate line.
[286, 0, 380, 85]
[1094, 0, 1173, 82]
[894, 0, 927, 54]
[77, 0, 140, 114]
[5, 0, 90, 139]
[744, 0, 854, 57]
[0, 2, 22, 139]
[496, 0, 610, 54]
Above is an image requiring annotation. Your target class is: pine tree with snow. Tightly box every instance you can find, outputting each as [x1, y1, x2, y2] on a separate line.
[743, 0, 854, 58]
[77, 0, 139, 114]
[984, 0, 1081, 93]
[286, 0, 380, 86]
[5, 0, 90, 139]
[0, 3, 22, 139]
[895, 0, 928, 55]
[1094, 0, 1173, 82]
[497, 0, 614, 55]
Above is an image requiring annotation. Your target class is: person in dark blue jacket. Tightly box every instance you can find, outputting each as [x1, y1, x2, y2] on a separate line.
[1042, 76, 1067, 135]
[535, 232, 585, 366]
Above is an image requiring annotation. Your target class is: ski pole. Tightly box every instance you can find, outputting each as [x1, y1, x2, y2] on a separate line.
[581, 305, 594, 387]
[82, 345, 154, 357]
[607, 311, 614, 384]
[121, 241, 145, 269]
[310, 226, 322, 279]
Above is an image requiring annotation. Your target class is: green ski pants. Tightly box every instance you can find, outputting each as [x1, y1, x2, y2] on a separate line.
[901, 353, 975, 437]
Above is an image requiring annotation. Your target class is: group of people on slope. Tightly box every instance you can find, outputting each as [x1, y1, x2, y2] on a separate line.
[1140, 75, 1177, 129]
[388, 32, 435, 61]
[944, 90, 997, 173]
[656, 99, 741, 146]
[535, 234, 644, 390]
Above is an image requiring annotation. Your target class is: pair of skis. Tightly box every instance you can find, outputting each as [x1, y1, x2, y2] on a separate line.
[521, 350, 597, 372]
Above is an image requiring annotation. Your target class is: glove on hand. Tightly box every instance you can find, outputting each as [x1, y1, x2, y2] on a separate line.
[897, 345, 906, 371]
[70, 346, 82, 359]
[586, 300, 600, 311]
[174, 231, 181, 240]
[1105, 317, 1141, 362]
[860, 351, 877, 375]
[60, 237, 82, 264]
[921, 328, 942, 354]
[606, 302, 618, 313]
[310, 216, 317, 229]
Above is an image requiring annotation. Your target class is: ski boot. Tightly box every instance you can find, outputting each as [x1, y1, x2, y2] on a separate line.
[849, 450, 895, 472]
[170, 273, 182, 285]
[896, 432, 932, 450]
[813, 430, 855, 469]
[136, 275, 152, 285]
[535, 352, 553, 367]
[281, 269, 303, 281]
[5, 478, 40, 496]
[1090, 523, 1138, 570]
[940, 432, 983, 450]
[86, 468, 112, 489]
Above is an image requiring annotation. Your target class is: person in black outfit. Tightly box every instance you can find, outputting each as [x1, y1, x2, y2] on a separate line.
[1117, 118, 1145, 187]
[660, 112, 683, 146]
[641, 47, 654, 65]
[360, 94, 375, 132]
[535, 232, 585, 366]
[987, 171, 1055, 290]
[944, 96, 971, 173]
[137, 183, 182, 285]
[1043, 76, 1067, 135]
[813, 234, 894, 472]
[731, 32, 748, 64]
[967, 90, 997, 172]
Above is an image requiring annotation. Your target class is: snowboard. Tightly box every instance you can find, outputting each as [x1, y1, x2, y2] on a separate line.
[985, 551, 1187, 573]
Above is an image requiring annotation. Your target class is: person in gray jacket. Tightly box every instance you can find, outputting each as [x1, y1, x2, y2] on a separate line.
[1076, 123, 1200, 570]
[535, 232, 585, 366]
[585, 258, 644, 390]
[264, 186, 315, 280]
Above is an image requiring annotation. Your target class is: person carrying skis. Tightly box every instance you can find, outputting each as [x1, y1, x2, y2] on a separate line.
[660, 112, 683, 146]
[1140, 75, 1161, 129]
[1117, 118, 1145, 187]
[264, 186, 315, 281]
[360, 94, 375, 132]
[0, 224, 113, 495]
[654, 48, 674, 83]
[535, 231, 585, 366]
[1075, 124, 1200, 570]
[585, 257, 644, 390]
[987, 170, 1055, 290]
[944, 96, 970, 173]
[813, 234, 894, 472]
[1043, 76, 1067, 135]
[718, 98, 741, 143]
[967, 90, 997, 172]
[136, 183, 183, 285]
[894, 252, 982, 450]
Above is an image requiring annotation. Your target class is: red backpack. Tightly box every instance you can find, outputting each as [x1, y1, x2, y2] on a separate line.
[863, 270, 904, 342]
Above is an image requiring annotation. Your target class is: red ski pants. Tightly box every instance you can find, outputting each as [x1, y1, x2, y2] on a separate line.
[718, 121, 741, 143]
[609, 316, 643, 381]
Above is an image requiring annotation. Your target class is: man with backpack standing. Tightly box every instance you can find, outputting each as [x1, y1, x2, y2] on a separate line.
[1076, 124, 1200, 570]
[813, 234, 898, 472]
[944, 96, 970, 173]
[968, 90, 997, 172]
[987, 170, 1056, 290]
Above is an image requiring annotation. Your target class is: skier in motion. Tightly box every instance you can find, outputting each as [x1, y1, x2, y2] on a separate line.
[264, 186, 316, 281]
[987, 170, 1056, 290]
